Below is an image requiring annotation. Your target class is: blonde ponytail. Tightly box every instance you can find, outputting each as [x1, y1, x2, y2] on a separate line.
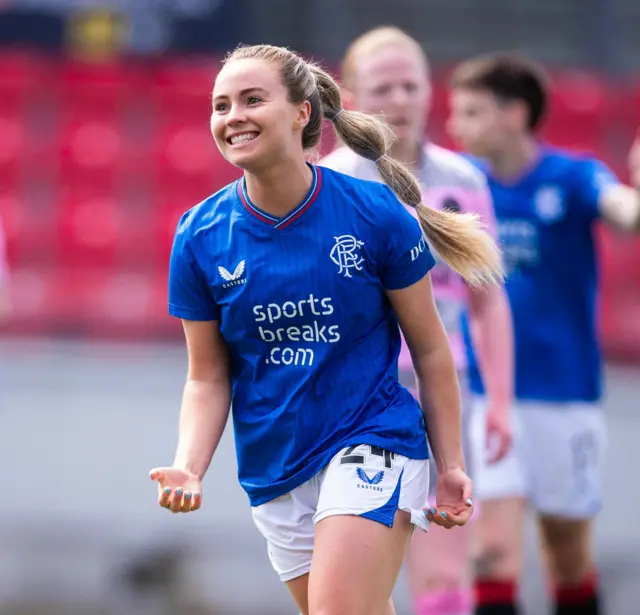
[310, 65, 504, 287]
[375, 156, 504, 286]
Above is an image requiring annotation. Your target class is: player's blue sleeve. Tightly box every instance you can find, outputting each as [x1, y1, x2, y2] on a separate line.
[168, 216, 220, 321]
[376, 185, 436, 290]
[571, 158, 619, 221]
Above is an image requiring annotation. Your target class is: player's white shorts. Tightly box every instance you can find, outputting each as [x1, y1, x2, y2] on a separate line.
[470, 398, 607, 519]
[251, 443, 430, 582]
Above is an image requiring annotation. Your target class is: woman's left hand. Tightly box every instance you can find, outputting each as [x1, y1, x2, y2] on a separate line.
[425, 467, 474, 529]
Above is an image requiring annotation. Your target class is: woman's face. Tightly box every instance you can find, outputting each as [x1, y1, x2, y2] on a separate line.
[211, 58, 310, 172]
[350, 45, 430, 147]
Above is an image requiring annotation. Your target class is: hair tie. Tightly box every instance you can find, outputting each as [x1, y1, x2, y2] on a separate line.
[374, 154, 385, 163]
[328, 108, 344, 122]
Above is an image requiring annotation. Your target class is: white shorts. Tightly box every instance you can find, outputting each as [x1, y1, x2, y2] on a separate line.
[251, 444, 430, 582]
[470, 398, 607, 519]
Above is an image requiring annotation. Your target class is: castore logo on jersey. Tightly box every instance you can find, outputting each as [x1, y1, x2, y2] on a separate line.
[218, 260, 247, 288]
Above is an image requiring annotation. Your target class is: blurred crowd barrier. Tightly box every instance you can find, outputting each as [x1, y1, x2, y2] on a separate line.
[0, 48, 639, 359]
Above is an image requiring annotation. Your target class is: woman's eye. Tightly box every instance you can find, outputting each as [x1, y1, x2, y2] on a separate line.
[214, 102, 228, 112]
[247, 96, 262, 105]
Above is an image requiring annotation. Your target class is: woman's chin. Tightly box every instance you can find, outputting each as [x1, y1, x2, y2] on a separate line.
[226, 149, 272, 173]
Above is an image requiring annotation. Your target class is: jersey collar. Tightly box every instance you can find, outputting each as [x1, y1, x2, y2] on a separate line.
[237, 164, 323, 230]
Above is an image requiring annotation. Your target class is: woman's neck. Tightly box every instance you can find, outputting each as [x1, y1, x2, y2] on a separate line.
[487, 135, 540, 183]
[244, 158, 313, 217]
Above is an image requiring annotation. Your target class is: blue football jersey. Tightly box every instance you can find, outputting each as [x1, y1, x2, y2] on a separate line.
[168, 164, 435, 505]
[462, 146, 619, 403]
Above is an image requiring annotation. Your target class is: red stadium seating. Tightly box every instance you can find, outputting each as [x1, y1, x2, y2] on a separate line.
[0, 113, 26, 188]
[151, 55, 220, 123]
[0, 51, 638, 356]
[5, 267, 53, 335]
[152, 119, 241, 195]
[548, 71, 609, 116]
[0, 49, 53, 114]
[56, 115, 128, 190]
[0, 111, 60, 197]
[82, 269, 158, 339]
[54, 114, 152, 193]
[1, 191, 55, 268]
[5, 267, 100, 336]
[541, 71, 609, 155]
[427, 70, 455, 149]
[56, 58, 147, 119]
[56, 192, 158, 271]
[597, 224, 640, 361]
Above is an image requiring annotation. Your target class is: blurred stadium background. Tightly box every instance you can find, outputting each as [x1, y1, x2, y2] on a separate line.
[0, 1, 638, 614]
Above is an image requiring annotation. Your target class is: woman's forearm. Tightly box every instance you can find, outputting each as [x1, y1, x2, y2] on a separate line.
[173, 378, 231, 480]
[415, 344, 465, 473]
[468, 285, 513, 412]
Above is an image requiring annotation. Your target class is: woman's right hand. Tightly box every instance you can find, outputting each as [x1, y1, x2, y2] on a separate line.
[150, 467, 203, 513]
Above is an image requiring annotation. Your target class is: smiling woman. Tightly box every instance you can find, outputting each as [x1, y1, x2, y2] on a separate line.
[150, 43, 502, 615]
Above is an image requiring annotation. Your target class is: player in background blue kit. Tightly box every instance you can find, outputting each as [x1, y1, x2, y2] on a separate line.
[148, 43, 504, 615]
[447, 53, 640, 615]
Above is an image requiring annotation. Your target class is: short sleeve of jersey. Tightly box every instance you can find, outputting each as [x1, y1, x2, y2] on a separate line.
[376, 185, 436, 290]
[571, 158, 619, 222]
[168, 216, 220, 321]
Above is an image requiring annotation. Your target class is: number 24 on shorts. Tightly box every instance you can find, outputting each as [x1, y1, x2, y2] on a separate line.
[340, 445, 396, 469]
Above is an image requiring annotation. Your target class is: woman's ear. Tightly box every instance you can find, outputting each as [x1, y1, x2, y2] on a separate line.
[294, 99, 312, 130]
